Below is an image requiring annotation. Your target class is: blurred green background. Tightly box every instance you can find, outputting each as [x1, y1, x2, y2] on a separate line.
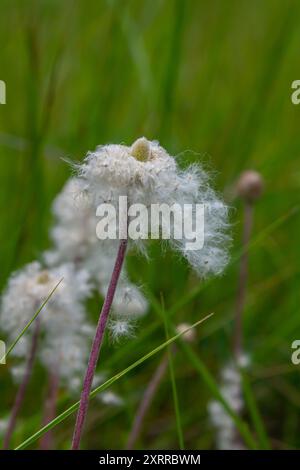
[0, 0, 300, 450]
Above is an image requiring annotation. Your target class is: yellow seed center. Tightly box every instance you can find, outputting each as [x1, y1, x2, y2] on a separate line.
[37, 271, 50, 284]
[131, 137, 150, 161]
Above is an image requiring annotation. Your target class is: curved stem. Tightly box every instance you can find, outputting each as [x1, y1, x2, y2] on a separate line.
[39, 370, 60, 450]
[71, 238, 128, 450]
[234, 202, 253, 360]
[3, 318, 40, 449]
[126, 353, 169, 450]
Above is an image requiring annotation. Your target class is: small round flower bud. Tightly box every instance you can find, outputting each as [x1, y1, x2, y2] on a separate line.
[237, 353, 250, 368]
[37, 271, 50, 284]
[176, 323, 196, 343]
[131, 137, 151, 161]
[236, 170, 264, 202]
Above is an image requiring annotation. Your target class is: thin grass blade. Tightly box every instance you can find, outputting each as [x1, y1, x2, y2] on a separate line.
[15, 314, 213, 450]
[1, 278, 63, 363]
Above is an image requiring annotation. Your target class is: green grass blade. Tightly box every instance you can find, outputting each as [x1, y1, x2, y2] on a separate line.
[241, 371, 271, 450]
[15, 314, 213, 450]
[166, 340, 185, 449]
[160, 0, 185, 139]
[161, 297, 185, 449]
[179, 340, 258, 450]
[147, 290, 258, 448]
[1, 278, 63, 363]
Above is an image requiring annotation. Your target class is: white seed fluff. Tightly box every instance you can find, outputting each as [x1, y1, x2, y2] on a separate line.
[0, 261, 93, 392]
[77, 137, 230, 278]
[208, 357, 250, 449]
[108, 318, 136, 342]
[44, 177, 98, 266]
[45, 177, 148, 340]
[99, 391, 123, 406]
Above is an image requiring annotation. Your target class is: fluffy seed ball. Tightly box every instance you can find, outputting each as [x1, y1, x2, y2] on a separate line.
[77, 137, 231, 278]
[0, 261, 93, 391]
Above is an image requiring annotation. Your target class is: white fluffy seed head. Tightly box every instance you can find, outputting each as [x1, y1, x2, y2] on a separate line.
[108, 319, 135, 342]
[77, 139, 176, 204]
[45, 176, 148, 338]
[208, 358, 248, 449]
[10, 364, 26, 383]
[237, 353, 251, 368]
[77, 138, 230, 278]
[109, 283, 148, 318]
[45, 177, 98, 266]
[99, 391, 124, 406]
[0, 260, 93, 392]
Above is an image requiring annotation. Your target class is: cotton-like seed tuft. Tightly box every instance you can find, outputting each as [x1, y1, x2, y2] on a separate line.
[77, 138, 231, 278]
[0, 261, 93, 393]
[208, 357, 250, 449]
[45, 178, 149, 332]
[108, 319, 135, 342]
[100, 391, 124, 406]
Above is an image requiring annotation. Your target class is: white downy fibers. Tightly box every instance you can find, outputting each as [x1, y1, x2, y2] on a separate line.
[208, 355, 250, 449]
[0, 261, 93, 391]
[77, 137, 230, 278]
[45, 177, 148, 340]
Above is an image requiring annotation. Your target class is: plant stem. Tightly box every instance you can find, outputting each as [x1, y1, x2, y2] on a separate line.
[234, 201, 253, 359]
[39, 370, 60, 450]
[126, 353, 169, 449]
[71, 238, 128, 450]
[166, 344, 184, 450]
[3, 318, 40, 449]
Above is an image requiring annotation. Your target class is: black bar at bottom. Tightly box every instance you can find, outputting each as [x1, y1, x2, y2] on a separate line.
[1, 450, 299, 467]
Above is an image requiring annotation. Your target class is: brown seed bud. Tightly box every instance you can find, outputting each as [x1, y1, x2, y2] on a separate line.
[236, 170, 264, 202]
[176, 323, 196, 343]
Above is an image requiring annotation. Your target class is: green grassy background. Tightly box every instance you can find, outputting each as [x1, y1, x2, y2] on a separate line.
[0, 0, 300, 450]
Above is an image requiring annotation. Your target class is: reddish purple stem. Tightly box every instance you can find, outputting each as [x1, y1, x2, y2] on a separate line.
[3, 318, 40, 449]
[39, 370, 60, 450]
[71, 238, 128, 450]
[126, 352, 169, 450]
